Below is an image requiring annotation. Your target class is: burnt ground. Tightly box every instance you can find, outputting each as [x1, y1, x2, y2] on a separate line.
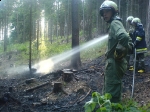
[0, 54, 150, 112]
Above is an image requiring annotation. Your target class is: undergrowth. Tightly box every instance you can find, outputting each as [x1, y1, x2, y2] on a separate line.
[84, 92, 150, 112]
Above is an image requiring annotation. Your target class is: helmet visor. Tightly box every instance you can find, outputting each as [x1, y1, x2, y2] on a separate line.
[99, 8, 112, 16]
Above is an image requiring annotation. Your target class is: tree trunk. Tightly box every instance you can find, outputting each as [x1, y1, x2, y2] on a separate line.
[37, 20, 39, 51]
[29, 1, 32, 71]
[16, 12, 19, 41]
[71, 0, 81, 69]
[82, 0, 85, 38]
[130, 0, 133, 15]
[146, 0, 150, 48]
[0, 21, 1, 40]
[49, 19, 53, 44]
[4, 2, 8, 52]
[86, 0, 93, 41]
[23, 15, 25, 42]
[66, 0, 70, 43]
[2, 19, 4, 40]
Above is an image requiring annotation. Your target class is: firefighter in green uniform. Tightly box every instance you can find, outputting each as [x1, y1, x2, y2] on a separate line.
[131, 18, 147, 73]
[126, 16, 135, 70]
[99, 1, 129, 103]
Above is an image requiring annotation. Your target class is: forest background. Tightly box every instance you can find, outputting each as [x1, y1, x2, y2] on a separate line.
[0, 0, 150, 71]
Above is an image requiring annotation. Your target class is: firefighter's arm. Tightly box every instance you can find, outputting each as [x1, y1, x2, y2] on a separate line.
[135, 26, 145, 46]
[128, 28, 134, 38]
[128, 36, 134, 53]
[111, 20, 129, 60]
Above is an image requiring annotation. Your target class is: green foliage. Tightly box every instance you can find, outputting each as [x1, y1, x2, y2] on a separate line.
[84, 92, 147, 112]
[139, 103, 150, 112]
[7, 42, 28, 53]
[84, 92, 112, 112]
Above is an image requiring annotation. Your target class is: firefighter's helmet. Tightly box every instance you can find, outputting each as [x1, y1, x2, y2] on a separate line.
[126, 16, 134, 22]
[99, 0, 118, 16]
[131, 18, 141, 25]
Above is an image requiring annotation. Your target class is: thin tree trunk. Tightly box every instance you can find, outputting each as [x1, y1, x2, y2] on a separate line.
[23, 15, 25, 42]
[67, 0, 69, 43]
[147, 0, 150, 48]
[39, 20, 41, 38]
[96, 0, 99, 35]
[1, 21, 3, 41]
[71, 0, 81, 69]
[0, 21, 1, 40]
[4, 1, 8, 52]
[29, 1, 32, 71]
[37, 20, 39, 51]
[17, 12, 19, 41]
[130, 0, 133, 15]
[126, 0, 129, 28]
[50, 19, 53, 44]
[82, 0, 85, 38]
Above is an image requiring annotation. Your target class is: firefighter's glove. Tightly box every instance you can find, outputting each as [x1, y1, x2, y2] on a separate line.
[114, 44, 126, 60]
[128, 42, 134, 54]
[129, 29, 133, 37]
[129, 33, 133, 38]
[133, 41, 136, 48]
[114, 50, 124, 60]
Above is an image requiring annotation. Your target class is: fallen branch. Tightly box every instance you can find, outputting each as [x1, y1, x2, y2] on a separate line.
[25, 81, 51, 92]
[76, 88, 91, 104]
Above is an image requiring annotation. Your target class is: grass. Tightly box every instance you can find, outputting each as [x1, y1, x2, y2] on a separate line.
[0, 35, 107, 66]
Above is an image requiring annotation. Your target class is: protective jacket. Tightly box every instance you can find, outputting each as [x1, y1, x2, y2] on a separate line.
[105, 18, 129, 61]
[105, 17, 129, 84]
[133, 23, 147, 53]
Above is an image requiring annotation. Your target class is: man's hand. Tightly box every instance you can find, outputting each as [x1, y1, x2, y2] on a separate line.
[114, 49, 124, 60]
[114, 44, 126, 60]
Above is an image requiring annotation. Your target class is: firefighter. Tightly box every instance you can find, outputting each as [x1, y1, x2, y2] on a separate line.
[126, 16, 135, 70]
[126, 16, 134, 38]
[99, 1, 129, 103]
[131, 18, 147, 73]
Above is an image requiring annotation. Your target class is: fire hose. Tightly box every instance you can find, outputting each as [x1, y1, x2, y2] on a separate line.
[131, 48, 136, 98]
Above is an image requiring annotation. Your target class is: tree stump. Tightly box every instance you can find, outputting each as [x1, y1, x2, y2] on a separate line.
[61, 69, 72, 73]
[62, 71, 73, 82]
[72, 69, 77, 73]
[53, 82, 62, 93]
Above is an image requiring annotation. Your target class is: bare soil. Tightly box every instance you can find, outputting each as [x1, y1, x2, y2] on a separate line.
[0, 52, 150, 112]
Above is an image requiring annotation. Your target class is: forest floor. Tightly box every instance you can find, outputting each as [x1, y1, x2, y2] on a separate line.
[0, 51, 150, 112]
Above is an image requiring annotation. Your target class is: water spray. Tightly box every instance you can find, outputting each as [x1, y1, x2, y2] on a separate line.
[34, 35, 108, 74]
[0, 35, 108, 78]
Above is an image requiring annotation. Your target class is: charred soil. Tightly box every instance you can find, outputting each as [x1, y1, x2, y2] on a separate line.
[0, 54, 150, 112]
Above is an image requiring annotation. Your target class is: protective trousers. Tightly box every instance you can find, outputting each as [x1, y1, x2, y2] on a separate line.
[126, 54, 130, 67]
[136, 53, 145, 70]
[103, 58, 127, 103]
